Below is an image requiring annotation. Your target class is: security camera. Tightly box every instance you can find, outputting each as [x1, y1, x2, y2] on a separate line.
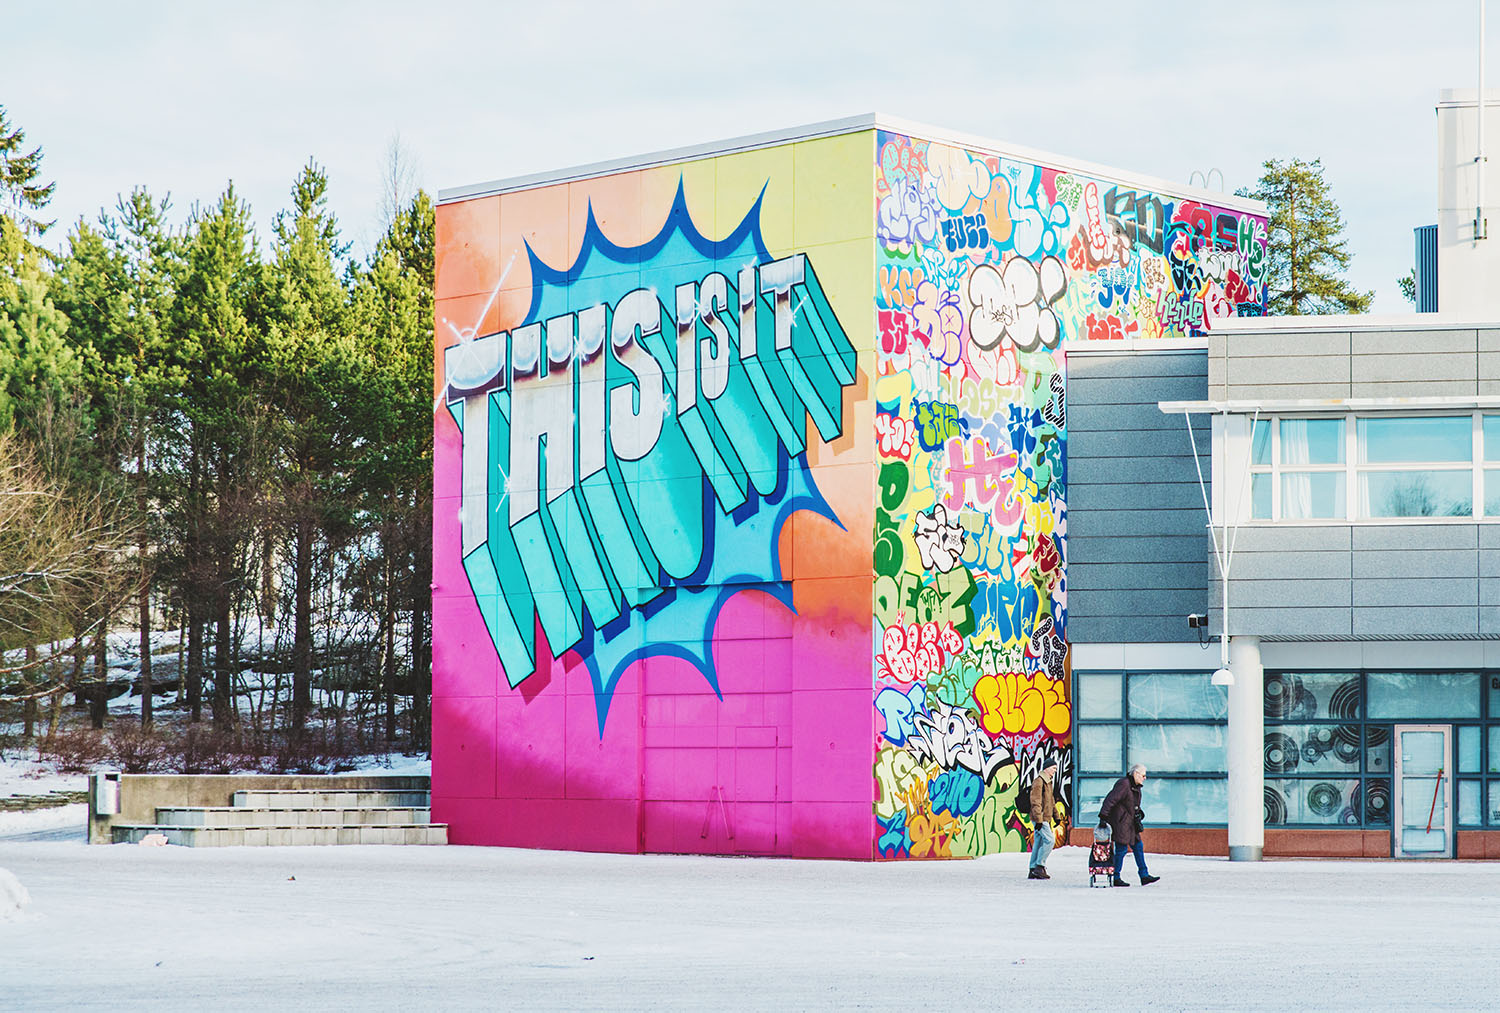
[1187, 614, 1207, 629]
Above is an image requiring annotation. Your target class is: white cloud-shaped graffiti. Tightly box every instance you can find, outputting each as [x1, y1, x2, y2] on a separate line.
[913, 504, 966, 574]
[877, 179, 941, 252]
[966, 256, 1067, 353]
[927, 143, 993, 213]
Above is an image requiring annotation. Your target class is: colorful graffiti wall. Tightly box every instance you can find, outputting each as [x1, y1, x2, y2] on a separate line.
[431, 133, 879, 858]
[870, 129, 1268, 859]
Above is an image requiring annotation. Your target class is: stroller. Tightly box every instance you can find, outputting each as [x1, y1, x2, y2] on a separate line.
[1089, 823, 1114, 888]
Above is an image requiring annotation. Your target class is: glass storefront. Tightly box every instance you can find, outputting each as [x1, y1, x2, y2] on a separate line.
[1073, 670, 1500, 828]
[1073, 672, 1227, 826]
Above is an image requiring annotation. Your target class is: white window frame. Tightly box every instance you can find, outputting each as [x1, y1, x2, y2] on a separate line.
[1246, 411, 1499, 524]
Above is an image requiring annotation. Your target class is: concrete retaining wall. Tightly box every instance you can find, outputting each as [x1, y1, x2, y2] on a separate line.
[87, 774, 429, 844]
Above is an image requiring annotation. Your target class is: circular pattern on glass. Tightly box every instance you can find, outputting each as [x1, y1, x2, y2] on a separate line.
[1264, 786, 1287, 824]
[1332, 735, 1361, 764]
[1264, 674, 1295, 718]
[1364, 780, 1391, 825]
[1307, 782, 1342, 817]
[1329, 677, 1360, 720]
[1265, 733, 1299, 774]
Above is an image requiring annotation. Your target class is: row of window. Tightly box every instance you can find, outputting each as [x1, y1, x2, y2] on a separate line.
[1074, 671, 1500, 828]
[1246, 414, 1500, 520]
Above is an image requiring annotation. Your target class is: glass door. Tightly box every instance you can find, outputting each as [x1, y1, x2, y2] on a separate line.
[1392, 725, 1451, 858]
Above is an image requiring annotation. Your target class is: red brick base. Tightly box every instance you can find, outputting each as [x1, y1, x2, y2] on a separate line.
[1067, 826, 1500, 859]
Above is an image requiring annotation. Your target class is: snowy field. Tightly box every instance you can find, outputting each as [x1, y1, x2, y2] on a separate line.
[2, 838, 1498, 1012]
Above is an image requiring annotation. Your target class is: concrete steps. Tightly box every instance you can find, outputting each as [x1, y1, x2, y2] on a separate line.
[153, 806, 431, 827]
[112, 823, 445, 847]
[232, 789, 431, 809]
[110, 782, 446, 847]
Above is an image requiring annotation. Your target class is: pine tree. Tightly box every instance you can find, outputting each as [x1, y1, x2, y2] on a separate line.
[350, 190, 433, 743]
[1399, 269, 1417, 306]
[265, 160, 360, 730]
[0, 105, 56, 236]
[1237, 158, 1373, 315]
[54, 190, 184, 725]
[172, 185, 268, 726]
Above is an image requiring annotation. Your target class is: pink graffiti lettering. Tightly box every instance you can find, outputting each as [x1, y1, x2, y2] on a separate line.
[874, 412, 916, 460]
[877, 620, 965, 686]
[943, 438, 1021, 527]
[1083, 182, 1109, 259]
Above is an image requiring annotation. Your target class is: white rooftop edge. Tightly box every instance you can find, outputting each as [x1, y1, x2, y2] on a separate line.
[1160, 395, 1500, 414]
[1213, 313, 1500, 332]
[438, 112, 1268, 216]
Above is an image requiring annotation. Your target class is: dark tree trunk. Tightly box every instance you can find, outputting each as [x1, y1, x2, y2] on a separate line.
[22, 644, 37, 739]
[212, 592, 233, 728]
[383, 548, 397, 744]
[187, 610, 203, 723]
[90, 607, 109, 730]
[291, 518, 313, 729]
[411, 494, 432, 748]
[138, 440, 153, 727]
[139, 561, 153, 727]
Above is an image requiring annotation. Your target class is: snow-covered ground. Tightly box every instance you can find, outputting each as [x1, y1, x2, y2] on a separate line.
[1, 841, 1496, 1011]
[0, 750, 430, 844]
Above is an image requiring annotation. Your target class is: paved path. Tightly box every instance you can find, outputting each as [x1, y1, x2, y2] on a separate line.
[2, 841, 1496, 1010]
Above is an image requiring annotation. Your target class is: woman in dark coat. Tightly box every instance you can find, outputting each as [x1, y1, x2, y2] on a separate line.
[1099, 764, 1159, 887]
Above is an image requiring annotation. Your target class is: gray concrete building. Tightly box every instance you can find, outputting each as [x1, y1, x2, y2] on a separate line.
[1067, 316, 1500, 860]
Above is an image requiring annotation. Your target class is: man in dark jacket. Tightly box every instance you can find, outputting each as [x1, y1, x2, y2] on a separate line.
[1099, 764, 1160, 887]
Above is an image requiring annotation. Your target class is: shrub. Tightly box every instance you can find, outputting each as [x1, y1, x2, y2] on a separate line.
[38, 728, 109, 773]
[105, 722, 172, 773]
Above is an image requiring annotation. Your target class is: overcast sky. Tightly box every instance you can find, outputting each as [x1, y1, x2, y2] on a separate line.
[6, 0, 1492, 309]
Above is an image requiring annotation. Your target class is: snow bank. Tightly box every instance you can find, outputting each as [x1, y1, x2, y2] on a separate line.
[0, 866, 30, 922]
[0, 803, 87, 841]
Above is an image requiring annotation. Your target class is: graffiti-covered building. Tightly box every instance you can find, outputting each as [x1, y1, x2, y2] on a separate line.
[431, 115, 1268, 859]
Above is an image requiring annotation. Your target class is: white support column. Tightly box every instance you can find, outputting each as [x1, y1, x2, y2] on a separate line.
[1227, 635, 1264, 861]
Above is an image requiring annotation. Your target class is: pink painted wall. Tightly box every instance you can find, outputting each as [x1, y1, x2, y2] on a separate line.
[431, 134, 878, 858]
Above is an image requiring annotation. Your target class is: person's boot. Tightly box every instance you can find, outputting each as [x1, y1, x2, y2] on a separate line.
[1028, 867, 1043, 880]
[1111, 877, 1130, 887]
[1036, 866, 1050, 879]
[1140, 874, 1160, 885]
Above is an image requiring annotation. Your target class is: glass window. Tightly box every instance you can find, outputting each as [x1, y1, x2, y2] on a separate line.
[1489, 783, 1500, 826]
[1077, 727, 1122, 774]
[1280, 418, 1344, 465]
[1484, 415, 1500, 462]
[1077, 673, 1121, 720]
[1282, 471, 1346, 519]
[1263, 672, 1361, 721]
[1366, 727, 1392, 774]
[1251, 473, 1271, 519]
[1488, 470, 1500, 516]
[1458, 726, 1481, 773]
[1489, 674, 1500, 722]
[1489, 727, 1500, 775]
[1251, 419, 1271, 466]
[1140, 777, 1227, 825]
[1127, 724, 1227, 772]
[1363, 778, 1392, 825]
[1366, 672, 1481, 720]
[1127, 673, 1228, 720]
[1358, 416, 1472, 464]
[1076, 777, 1116, 821]
[1265, 778, 1362, 825]
[1459, 780, 1482, 826]
[1263, 725, 1361, 774]
[1360, 470, 1472, 518]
